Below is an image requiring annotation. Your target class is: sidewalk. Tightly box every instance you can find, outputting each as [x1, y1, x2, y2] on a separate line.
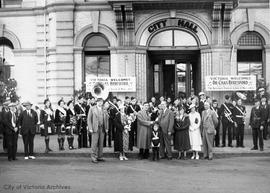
[1, 134, 270, 158]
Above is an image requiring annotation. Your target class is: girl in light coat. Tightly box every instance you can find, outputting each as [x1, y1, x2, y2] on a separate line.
[188, 103, 202, 159]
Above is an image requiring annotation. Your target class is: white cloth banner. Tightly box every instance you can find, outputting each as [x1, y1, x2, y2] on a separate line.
[205, 75, 256, 91]
[86, 76, 136, 92]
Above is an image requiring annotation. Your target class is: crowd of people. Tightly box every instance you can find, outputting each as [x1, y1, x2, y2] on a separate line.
[0, 87, 269, 162]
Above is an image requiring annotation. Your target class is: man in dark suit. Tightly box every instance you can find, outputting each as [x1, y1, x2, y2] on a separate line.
[4, 103, 19, 161]
[157, 101, 174, 160]
[249, 99, 264, 151]
[18, 101, 38, 160]
[260, 96, 269, 140]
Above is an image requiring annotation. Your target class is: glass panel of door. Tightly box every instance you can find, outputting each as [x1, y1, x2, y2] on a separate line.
[154, 60, 194, 99]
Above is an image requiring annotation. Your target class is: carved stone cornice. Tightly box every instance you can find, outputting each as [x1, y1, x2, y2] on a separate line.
[212, 2, 221, 28]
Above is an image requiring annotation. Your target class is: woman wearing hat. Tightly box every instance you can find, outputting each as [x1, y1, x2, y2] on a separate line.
[174, 105, 191, 160]
[188, 103, 202, 159]
[40, 99, 55, 153]
[55, 99, 67, 151]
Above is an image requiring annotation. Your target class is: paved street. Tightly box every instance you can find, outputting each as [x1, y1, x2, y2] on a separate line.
[1, 156, 270, 193]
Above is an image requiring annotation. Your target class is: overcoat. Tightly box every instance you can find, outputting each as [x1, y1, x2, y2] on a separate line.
[137, 110, 152, 149]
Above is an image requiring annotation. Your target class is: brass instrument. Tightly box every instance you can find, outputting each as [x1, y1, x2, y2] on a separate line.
[224, 111, 234, 123]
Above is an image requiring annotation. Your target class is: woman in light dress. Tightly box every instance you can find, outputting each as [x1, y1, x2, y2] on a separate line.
[188, 103, 202, 159]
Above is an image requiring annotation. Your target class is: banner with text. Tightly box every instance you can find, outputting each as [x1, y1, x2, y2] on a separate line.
[86, 77, 136, 92]
[205, 76, 256, 91]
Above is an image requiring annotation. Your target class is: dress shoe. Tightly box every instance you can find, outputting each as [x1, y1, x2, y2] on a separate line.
[13, 158, 18, 161]
[260, 148, 264, 151]
[8, 158, 12, 161]
[204, 157, 209, 160]
[251, 147, 258, 150]
[29, 156, 36, 159]
[208, 157, 213, 160]
[92, 159, 98, 163]
[97, 158, 105, 162]
[222, 145, 225, 147]
[123, 156, 128, 161]
[167, 157, 172, 160]
[24, 156, 29, 160]
[241, 145, 245, 148]
[229, 145, 233, 147]
[160, 156, 166, 159]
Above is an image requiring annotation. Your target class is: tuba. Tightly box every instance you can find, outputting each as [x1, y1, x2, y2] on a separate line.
[91, 81, 120, 113]
[91, 82, 109, 100]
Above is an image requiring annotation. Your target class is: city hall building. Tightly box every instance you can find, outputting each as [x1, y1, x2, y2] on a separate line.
[0, 0, 269, 105]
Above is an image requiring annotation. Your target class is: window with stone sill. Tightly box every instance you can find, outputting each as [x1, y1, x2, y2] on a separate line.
[237, 31, 264, 104]
[84, 34, 110, 79]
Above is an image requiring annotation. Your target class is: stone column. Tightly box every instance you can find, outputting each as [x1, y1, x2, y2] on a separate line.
[135, 49, 147, 102]
[47, 4, 75, 104]
[265, 45, 270, 93]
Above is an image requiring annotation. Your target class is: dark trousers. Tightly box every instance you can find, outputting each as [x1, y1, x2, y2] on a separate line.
[236, 123, 245, 147]
[22, 132, 35, 157]
[7, 132, 18, 159]
[2, 131, 7, 150]
[108, 118, 115, 147]
[214, 122, 220, 147]
[222, 120, 233, 146]
[252, 128, 263, 149]
[152, 147, 159, 161]
[78, 128, 88, 148]
[160, 132, 172, 158]
[129, 122, 137, 151]
[263, 123, 268, 139]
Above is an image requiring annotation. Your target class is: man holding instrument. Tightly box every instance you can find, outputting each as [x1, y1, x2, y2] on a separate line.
[220, 95, 234, 147]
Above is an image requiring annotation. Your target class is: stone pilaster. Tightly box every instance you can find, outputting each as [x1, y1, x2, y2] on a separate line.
[212, 2, 221, 45]
[265, 45, 270, 93]
[135, 50, 147, 102]
[223, 2, 233, 45]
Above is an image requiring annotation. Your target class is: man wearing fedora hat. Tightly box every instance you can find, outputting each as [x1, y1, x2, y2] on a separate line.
[87, 98, 109, 163]
[18, 101, 38, 160]
[4, 103, 19, 161]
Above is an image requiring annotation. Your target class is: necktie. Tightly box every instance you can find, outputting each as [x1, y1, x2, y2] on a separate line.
[12, 112, 16, 128]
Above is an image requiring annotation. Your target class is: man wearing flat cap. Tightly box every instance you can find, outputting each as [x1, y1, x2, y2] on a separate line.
[4, 103, 19, 161]
[18, 101, 38, 160]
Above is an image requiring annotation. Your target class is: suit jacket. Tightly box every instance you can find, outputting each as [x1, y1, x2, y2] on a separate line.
[202, 109, 218, 134]
[87, 106, 109, 133]
[249, 106, 263, 128]
[158, 109, 175, 134]
[18, 109, 38, 135]
[4, 111, 19, 134]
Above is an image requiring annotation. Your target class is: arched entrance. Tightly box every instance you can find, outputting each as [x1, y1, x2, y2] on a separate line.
[146, 28, 201, 99]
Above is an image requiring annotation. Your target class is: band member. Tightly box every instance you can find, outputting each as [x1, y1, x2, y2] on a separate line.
[18, 101, 38, 160]
[107, 97, 119, 148]
[157, 101, 174, 160]
[249, 99, 264, 151]
[4, 103, 19, 161]
[198, 92, 206, 115]
[66, 100, 76, 150]
[40, 99, 55, 153]
[87, 98, 109, 163]
[232, 98, 246, 148]
[220, 95, 234, 147]
[202, 102, 218, 160]
[211, 99, 221, 147]
[75, 96, 87, 148]
[126, 97, 141, 151]
[55, 99, 67, 151]
[149, 101, 159, 121]
[256, 87, 269, 102]
[260, 96, 269, 140]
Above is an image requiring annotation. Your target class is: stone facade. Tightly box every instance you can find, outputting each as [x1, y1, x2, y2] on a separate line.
[0, 0, 269, 106]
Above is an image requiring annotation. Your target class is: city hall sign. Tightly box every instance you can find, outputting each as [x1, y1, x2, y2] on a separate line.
[148, 18, 198, 34]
